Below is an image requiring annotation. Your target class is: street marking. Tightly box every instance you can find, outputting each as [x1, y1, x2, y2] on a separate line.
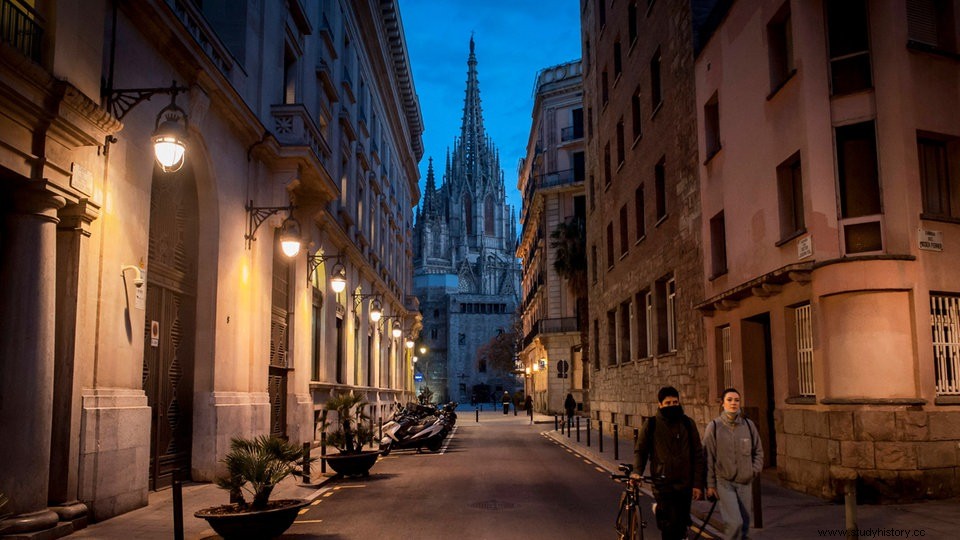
[293, 520, 323, 524]
[298, 508, 309, 515]
[337, 485, 366, 488]
[583, 459, 592, 465]
[573, 453, 582, 458]
[595, 467, 605, 473]
[438, 425, 459, 454]
[311, 500, 322, 506]
[323, 492, 334, 497]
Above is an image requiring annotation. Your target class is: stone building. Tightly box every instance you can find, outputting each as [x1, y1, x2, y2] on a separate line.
[0, 0, 421, 534]
[695, 0, 960, 501]
[517, 60, 587, 414]
[580, 0, 710, 431]
[412, 38, 521, 404]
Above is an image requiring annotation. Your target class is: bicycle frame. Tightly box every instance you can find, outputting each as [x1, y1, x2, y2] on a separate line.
[611, 463, 649, 540]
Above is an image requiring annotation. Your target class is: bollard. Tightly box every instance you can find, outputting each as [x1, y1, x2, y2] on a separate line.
[587, 418, 591, 447]
[599, 420, 604, 453]
[476, 407, 479, 423]
[554, 415, 559, 431]
[576, 416, 580, 442]
[514, 404, 517, 416]
[614, 424, 619, 460]
[172, 473, 184, 540]
[634, 427, 639, 444]
[320, 432, 327, 475]
[302, 442, 311, 485]
[844, 479, 857, 540]
[567, 416, 571, 438]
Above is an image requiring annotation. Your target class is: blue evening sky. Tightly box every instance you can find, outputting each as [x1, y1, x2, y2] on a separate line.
[399, 0, 582, 216]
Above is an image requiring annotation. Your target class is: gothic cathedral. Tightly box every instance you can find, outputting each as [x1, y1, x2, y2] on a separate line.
[413, 38, 521, 404]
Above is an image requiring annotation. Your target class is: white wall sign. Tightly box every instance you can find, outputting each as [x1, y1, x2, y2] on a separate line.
[70, 162, 93, 196]
[918, 228, 943, 252]
[797, 235, 813, 259]
[151, 320, 160, 347]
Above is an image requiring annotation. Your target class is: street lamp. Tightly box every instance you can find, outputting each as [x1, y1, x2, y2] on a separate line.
[244, 201, 300, 257]
[405, 336, 415, 350]
[353, 292, 383, 323]
[103, 80, 191, 172]
[306, 252, 345, 289]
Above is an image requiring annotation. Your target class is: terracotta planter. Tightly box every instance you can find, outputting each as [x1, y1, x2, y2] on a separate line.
[194, 498, 310, 539]
[324, 450, 380, 477]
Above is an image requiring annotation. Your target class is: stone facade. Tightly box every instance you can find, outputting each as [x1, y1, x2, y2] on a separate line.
[695, 0, 960, 501]
[580, 0, 710, 431]
[516, 60, 586, 414]
[412, 39, 522, 403]
[0, 0, 422, 532]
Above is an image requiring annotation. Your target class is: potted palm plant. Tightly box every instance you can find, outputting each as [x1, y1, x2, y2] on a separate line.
[194, 435, 314, 539]
[322, 392, 381, 477]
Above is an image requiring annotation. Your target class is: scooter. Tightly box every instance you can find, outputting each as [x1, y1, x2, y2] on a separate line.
[379, 413, 447, 455]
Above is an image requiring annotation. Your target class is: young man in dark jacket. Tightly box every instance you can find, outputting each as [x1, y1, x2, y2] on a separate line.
[632, 386, 705, 540]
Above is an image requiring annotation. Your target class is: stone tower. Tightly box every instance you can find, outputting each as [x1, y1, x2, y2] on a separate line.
[413, 37, 521, 403]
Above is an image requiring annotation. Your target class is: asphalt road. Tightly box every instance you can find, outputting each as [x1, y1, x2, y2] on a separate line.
[289, 411, 633, 539]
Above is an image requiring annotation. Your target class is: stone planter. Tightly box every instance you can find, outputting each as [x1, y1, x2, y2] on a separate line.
[194, 498, 310, 539]
[324, 450, 380, 477]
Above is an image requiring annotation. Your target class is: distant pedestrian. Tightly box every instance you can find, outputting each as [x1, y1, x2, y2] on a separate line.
[564, 393, 576, 424]
[502, 391, 511, 414]
[524, 395, 533, 417]
[633, 386, 705, 540]
[703, 388, 763, 540]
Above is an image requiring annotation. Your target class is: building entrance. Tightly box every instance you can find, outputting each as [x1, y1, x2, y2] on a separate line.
[142, 166, 198, 489]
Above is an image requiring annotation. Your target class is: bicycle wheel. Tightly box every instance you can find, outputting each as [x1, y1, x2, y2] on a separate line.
[625, 504, 643, 540]
[614, 493, 630, 539]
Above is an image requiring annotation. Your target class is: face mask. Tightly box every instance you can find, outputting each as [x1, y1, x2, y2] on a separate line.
[660, 404, 684, 421]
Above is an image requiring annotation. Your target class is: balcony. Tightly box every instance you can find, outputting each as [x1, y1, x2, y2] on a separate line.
[164, 0, 233, 76]
[560, 126, 584, 142]
[270, 103, 331, 162]
[521, 317, 578, 350]
[2, 0, 42, 62]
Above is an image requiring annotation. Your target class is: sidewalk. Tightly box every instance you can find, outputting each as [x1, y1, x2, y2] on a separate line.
[69, 463, 336, 539]
[544, 417, 959, 539]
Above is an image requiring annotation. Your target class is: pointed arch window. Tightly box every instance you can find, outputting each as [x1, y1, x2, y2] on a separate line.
[484, 195, 495, 235]
[464, 193, 473, 235]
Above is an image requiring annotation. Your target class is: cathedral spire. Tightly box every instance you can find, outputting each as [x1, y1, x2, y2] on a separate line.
[460, 36, 485, 154]
[423, 157, 437, 216]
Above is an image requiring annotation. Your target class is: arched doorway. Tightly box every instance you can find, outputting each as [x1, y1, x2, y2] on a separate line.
[142, 163, 198, 489]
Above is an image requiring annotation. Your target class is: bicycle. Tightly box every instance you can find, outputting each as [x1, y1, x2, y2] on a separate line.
[611, 463, 649, 540]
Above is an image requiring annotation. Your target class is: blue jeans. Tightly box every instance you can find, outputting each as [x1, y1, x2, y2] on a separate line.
[716, 477, 752, 540]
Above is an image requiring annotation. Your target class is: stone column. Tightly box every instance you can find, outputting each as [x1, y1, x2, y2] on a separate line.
[48, 201, 98, 524]
[0, 185, 65, 532]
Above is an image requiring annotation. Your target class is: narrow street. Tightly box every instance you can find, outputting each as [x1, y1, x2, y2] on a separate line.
[289, 411, 627, 539]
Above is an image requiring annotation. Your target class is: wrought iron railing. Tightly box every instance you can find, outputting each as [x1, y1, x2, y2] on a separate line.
[560, 126, 583, 142]
[1, 0, 42, 62]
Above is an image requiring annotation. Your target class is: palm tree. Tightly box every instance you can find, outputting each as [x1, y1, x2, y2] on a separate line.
[550, 217, 590, 391]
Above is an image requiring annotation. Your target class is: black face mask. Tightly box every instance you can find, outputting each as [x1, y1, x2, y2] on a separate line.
[660, 404, 684, 421]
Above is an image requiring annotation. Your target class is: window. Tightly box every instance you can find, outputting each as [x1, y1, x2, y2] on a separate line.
[619, 301, 631, 363]
[616, 119, 625, 166]
[836, 122, 882, 254]
[631, 87, 642, 140]
[335, 315, 344, 384]
[606, 222, 615, 268]
[826, 0, 872, 95]
[655, 275, 676, 354]
[635, 289, 651, 358]
[573, 151, 586, 183]
[602, 70, 609, 107]
[619, 205, 629, 256]
[918, 136, 960, 219]
[931, 293, 960, 395]
[710, 211, 727, 278]
[794, 304, 815, 396]
[907, 0, 956, 52]
[283, 45, 297, 104]
[614, 40, 623, 79]
[485, 195, 495, 235]
[704, 92, 721, 159]
[604, 142, 612, 187]
[635, 185, 645, 240]
[767, 2, 795, 92]
[591, 244, 598, 283]
[717, 325, 732, 390]
[655, 157, 667, 221]
[431, 328, 438, 339]
[593, 319, 601, 369]
[572, 107, 584, 139]
[650, 47, 663, 111]
[777, 151, 805, 240]
[628, 1, 638, 45]
[607, 309, 617, 365]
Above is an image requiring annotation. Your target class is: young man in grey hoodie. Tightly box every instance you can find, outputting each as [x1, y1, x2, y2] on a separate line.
[702, 388, 764, 540]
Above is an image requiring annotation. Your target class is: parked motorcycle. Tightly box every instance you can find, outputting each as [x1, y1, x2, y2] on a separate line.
[379, 402, 457, 455]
